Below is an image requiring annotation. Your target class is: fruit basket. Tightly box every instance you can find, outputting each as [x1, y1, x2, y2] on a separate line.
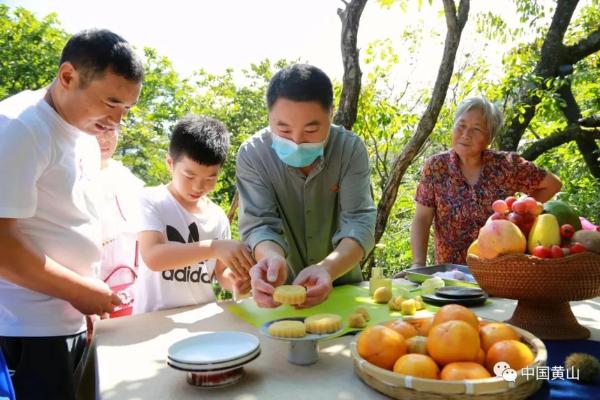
[351, 322, 546, 400]
[467, 252, 600, 340]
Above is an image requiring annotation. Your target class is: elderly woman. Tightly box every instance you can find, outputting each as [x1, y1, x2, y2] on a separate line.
[411, 97, 562, 266]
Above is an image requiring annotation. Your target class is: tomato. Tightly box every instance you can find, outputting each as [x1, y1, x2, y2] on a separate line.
[568, 242, 586, 254]
[532, 245, 550, 259]
[550, 245, 564, 258]
[559, 224, 575, 239]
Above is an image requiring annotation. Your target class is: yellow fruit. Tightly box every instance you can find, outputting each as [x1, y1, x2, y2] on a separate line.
[408, 317, 434, 336]
[393, 354, 439, 379]
[388, 298, 402, 311]
[406, 335, 428, 354]
[528, 214, 561, 254]
[427, 320, 481, 366]
[385, 320, 418, 339]
[357, 325, 407, 370]
[432, 304, 479, 331]
[478, 220, 526, 259]
[479, 322, 520, 352]
[441, 362, 492, 380]
[486, 339, 534, 372]
[467, 239, 481, 256]
[413, 295, 425, 310]
[401, 299, 417, 315]
[373, 286, 393, 304]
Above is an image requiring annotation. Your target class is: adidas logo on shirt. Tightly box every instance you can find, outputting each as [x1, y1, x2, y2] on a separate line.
[162, 265, 211, 283]
[161, 222, 215, 284]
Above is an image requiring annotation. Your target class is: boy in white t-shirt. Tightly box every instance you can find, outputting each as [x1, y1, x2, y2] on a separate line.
[133, 115, 254, 314]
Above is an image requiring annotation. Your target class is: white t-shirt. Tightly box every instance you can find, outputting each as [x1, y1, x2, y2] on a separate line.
[0, 90, 102, 337]
[99, 159, 144, 285]
[132, 185, 230, 314]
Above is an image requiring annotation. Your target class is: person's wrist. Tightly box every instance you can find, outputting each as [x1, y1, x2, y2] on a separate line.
[201, 239, 216, 257]
[315, 261, 334, 279]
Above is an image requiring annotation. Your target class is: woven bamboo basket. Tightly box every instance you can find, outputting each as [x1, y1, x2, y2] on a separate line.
[467, 252, 600, 340]
[351, 322, 546, 400]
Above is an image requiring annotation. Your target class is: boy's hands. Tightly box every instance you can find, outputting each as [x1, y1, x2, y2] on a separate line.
[211, 240, 254, 280]
[68, 277, 122, 316]
[232, 274, 251, 296]
[249, 254, 288, 308]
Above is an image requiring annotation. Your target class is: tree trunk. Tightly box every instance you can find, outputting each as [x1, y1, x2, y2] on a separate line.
[556, 83, 600, 179]
[372, 0, 470, 248]
[334, 0, 368, 130]
[500, 0, 600, 153]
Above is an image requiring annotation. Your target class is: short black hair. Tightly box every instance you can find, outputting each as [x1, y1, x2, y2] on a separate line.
[266, 64, 333, 111]
[169, 115, 230, 166]
[60, 29, 144, 87]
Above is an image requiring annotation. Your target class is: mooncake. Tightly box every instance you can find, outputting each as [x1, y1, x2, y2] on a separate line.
[304, 313, 342, 334]
[273, 285, 307, 305]
[268, 320, 306, 338]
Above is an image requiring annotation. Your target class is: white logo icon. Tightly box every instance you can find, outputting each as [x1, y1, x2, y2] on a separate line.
[502, 368, 517, 382]
[493, 361, 510, 377]
[494, 361, 517, 382]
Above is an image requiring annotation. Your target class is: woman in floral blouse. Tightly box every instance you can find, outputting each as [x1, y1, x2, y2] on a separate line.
[411, 97, 562, 265]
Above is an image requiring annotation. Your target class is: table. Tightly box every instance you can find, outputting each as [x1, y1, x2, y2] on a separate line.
[79, 283, 600, 400]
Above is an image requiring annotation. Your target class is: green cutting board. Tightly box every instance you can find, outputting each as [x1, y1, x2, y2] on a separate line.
[227, 284, 437, 336]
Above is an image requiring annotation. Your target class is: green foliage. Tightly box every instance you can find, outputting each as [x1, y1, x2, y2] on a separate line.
[0, 5, 68, 99]
[3, 2, 599, 281]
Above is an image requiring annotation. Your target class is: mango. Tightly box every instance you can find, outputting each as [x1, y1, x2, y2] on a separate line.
[477, 220, 526, 259]
[528, 214, 561, 254]
[543, 200, 582, 230]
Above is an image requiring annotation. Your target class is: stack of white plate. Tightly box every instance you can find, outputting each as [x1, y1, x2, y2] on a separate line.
[167, 331, 260, 388]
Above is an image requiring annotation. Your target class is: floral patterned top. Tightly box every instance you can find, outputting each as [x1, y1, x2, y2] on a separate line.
[415, 149, 547, 264]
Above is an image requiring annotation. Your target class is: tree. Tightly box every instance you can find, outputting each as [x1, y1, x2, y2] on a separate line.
[0, 5, 68, 99]
[500, 0, 600, 178]
[373, 0, 470, 250]
[334, 0, 368, 129]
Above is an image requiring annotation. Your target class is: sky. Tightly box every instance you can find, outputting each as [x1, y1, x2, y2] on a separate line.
[3, 0, 521, 85]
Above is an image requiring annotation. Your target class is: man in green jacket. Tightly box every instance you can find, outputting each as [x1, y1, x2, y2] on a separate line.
[237, 64, 376, 308]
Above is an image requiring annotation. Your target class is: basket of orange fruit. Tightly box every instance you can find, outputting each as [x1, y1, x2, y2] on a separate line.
[466, 196, 600, 340]
[351, 305, 546, 400]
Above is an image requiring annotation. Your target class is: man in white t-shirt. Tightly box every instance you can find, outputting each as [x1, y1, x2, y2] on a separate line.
[0, 29, 143, 400]
[97, 128, 144, 316]
[134, 115, 254, 314]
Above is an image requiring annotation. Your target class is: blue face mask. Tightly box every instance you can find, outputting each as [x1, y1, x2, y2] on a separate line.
[271, 133, 325, 167]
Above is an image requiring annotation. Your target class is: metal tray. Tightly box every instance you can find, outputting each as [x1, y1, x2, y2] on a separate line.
[405, 263, 478, 287]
